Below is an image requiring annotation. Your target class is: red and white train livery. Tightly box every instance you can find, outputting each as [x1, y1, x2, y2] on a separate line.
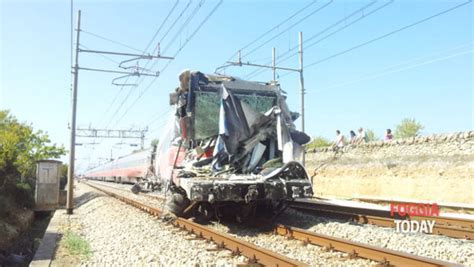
[84, 147, 154, 184]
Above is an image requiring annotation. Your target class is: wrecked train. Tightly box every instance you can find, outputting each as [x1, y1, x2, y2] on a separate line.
[85, 71, 313, 221]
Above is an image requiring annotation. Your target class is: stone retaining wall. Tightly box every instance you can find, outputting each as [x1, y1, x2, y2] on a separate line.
[305, 131, 474, 204]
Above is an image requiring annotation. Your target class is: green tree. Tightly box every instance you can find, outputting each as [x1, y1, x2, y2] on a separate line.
[394, 118, 424, 139]
[305, 136, 331, 150]
[366, 129, 379, 141]
[0, 110, 66, 187]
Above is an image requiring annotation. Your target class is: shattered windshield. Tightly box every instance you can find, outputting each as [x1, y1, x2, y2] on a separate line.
[194, 91, 276, 140]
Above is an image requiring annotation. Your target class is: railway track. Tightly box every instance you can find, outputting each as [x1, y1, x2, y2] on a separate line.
[289, 199, 474, 240]
[83, 181, 305, 267]
[273, 225, 455, 267]
[82, 181, 457, 266]
[351, 197, 474, 213]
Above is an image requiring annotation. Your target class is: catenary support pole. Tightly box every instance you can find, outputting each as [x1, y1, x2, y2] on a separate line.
[225, 32, 306, 165]
[299, 31, 305, 166]
[272, 47, 276, 82]
[67, 10, 81, 215]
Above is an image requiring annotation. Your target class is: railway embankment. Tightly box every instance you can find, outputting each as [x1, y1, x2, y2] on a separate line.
[43, 182, 248, 266]
[51, 181, 473, 266]
[306, 131, 474, 204]
[0, 183, 41, 265]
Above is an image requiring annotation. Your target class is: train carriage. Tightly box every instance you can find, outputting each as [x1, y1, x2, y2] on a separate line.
[84, 147, 154, 185]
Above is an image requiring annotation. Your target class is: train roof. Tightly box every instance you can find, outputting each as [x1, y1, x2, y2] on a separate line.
[177, 70, 281, 95]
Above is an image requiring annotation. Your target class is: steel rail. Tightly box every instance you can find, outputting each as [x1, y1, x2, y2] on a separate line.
[289, 200, 474, 240]
[86, 180, 166, 202]
[274, 225, 459, 267]
[352, 197, 474, 213]
[173, 219, 305, 267]
[86, 182, 474, 239]
[83, 181, 307, 267]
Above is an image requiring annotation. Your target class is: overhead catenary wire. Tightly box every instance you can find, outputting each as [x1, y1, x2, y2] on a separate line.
[97, 76, 131, 127]
[79, 44, 120, 64]
[162, 0, 206, 54]
[142, 0, 181, 56]
[99, 0, 184, 129]
[245, 0, 392, 80]
[268, 0, 472, 81]
[127, 0, 224, 129]
[125, 0, 195, 98]
[81, 30, 144, 53]
[161, 0, 223, 70]
[147, 108, 174, 134]
[313, 46, 474, 93]
[222, 0, 318, 65]
[109, 0, 202, 128]
[110, 0, 223, 129]
[133, 0, 196, 87]
[158, 0, 194, 47]
[240, 0, 334, 59]
[146, 107, 173, 127]
[303, 0, 473, 70]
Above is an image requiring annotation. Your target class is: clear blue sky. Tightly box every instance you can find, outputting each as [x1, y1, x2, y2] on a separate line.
[1, 0, 472, 171]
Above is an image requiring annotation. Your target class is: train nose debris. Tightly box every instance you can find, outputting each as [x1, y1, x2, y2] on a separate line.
[85, 70, 314, 221]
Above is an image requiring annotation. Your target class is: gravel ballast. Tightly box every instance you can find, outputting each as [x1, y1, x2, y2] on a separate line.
[86, 182, 376, 266]
[60, 183, 247, 266]
[84, 181, 474, 266]
[209, 222, 377, 267]
[278, 208, 474, 266]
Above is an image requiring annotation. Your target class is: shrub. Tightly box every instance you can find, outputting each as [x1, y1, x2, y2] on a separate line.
[306, 136, 331, 150]
[394, 118, 424, 139]
[366, 129, 379, 141]
[0, 110, 65, 185]
[0, 194, 14, 218]
[12, 182, 34, 208]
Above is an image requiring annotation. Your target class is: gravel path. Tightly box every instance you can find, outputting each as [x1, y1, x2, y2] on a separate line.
[71, 183, 247, 266]
[278, 208, 474, 266]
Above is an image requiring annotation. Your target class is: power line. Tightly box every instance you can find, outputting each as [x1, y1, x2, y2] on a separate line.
[163, 0, 223, 66]
[142, 0, 181, 56]
[137, 0, 224, 128]
[100, 0, 185, 129]
[109, 0, 198, 128]
[116, 0, 194, 107]
[140, 1, 216, 127]
[158, 0, 194, 49]
[148, 120, 169, 136]
[111, 0, 223, 128]
[241, 0, 333, 59]
[98, 76, 130, 127]
[79, 44, 120, 64]
[146, 107, 173, 126]
[134, 0, 195, 86]
[222, 0, 318, 64]
[81, 30, 143, 53]
[301, 0, 473, 70]
[105, 85, 136, 129]
[245, 0, 392, 80]
[313, 46, 474, 93]
[162, 0, 206, 54]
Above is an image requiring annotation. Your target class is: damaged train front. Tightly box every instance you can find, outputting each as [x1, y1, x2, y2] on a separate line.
[156, 70, 314, 221]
